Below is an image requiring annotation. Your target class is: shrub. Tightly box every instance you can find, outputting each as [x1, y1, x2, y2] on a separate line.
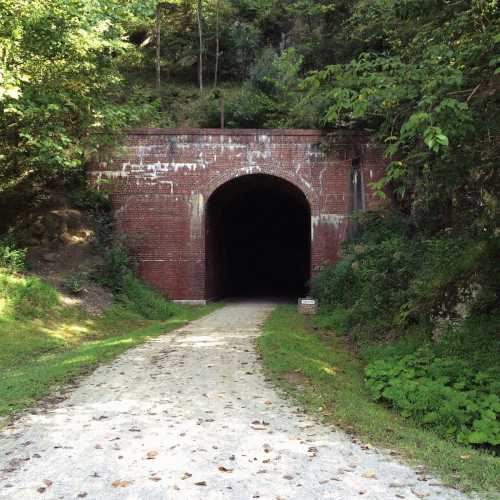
[0, 237, 26, 272]
[312, 227, 421, 340]
[311, 259, 356, 308]
[95, 244, 130, 292]
[311, 209, 498, 342]
[65, 273, 85, 295]
[365, 348, 500, 447]
[69, 186, 115, 246]
[69, 187, 111, 214]
[119, 273, 177, 321]
[196, 86, 267, 128]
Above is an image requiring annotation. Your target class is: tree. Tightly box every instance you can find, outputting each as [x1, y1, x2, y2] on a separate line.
[213, 0, 221, 88]
[0, 0, 152, 190]
[156, 2, 162, 90]
[197, 0, 204, 93]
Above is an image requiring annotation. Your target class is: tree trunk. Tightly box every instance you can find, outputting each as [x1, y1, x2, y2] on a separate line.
[155, 3, 161, 91]
[213, 0, 220, 88]
[197, 0, 204, 93]
[220, 94, 224, 128]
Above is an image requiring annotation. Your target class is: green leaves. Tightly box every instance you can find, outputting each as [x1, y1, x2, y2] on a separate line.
[298, 0, 499, 241]
[365, 349, 500, 447]
[400, 112, 430, 139]
[0, 0, 152, 188]
[423, 126, 449, 153]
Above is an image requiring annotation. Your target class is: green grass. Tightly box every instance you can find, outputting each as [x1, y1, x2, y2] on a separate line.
[257, 304, 500, 497]
[0, 268, 220, 420]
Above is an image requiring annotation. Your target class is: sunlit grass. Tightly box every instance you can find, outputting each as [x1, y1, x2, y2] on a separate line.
[258, 305, 500, 496]
[0, 268, 221, 420]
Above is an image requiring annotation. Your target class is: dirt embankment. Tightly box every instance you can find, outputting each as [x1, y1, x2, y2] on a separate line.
[2, 186, 113, 315]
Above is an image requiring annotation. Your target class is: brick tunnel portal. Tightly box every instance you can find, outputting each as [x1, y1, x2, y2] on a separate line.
[206, 174, 311, 300]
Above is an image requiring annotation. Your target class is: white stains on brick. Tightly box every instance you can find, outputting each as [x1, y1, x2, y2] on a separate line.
[311, 214, 345, 241]
[159, 180, 174, 193]
[298, 175, 312, 191]
[248, 148, 272, 164]
[319, 166, 327, 194]
[189, 192, 205, 239]
[242, 165, 262, 175]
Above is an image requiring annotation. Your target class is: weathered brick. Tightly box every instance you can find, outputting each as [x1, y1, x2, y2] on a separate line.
[89, 128, 386, 301]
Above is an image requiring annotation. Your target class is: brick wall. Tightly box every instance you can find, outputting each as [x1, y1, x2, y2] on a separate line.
[89, 128, 386, 302]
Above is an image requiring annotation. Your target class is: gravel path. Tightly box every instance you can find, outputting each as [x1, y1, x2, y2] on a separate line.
[0, 301, 467, 499]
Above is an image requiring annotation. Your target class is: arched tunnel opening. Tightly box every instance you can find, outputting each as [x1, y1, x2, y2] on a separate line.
[205, 174, 311, 300]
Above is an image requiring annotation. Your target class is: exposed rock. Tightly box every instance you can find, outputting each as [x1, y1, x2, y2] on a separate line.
[41, 252, 58, 263]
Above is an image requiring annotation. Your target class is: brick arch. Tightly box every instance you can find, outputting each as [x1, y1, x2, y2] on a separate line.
[90, 129, 386, 301]
[203, 168, 318, 214]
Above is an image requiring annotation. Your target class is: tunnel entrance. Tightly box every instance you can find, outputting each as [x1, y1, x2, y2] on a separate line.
[205, 174, 311, 300]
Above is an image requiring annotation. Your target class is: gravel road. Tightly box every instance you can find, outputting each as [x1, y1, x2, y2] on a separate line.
[0, 301, 467, 499]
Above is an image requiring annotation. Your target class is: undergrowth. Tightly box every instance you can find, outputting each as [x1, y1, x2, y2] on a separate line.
[258, 305, 500, 495]
[311, 210, 500, 450]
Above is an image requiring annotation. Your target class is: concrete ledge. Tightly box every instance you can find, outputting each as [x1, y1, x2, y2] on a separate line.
[173, 299, 208, 306]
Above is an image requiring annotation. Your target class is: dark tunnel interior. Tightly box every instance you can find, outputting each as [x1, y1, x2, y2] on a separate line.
[205, 174, 311, 300]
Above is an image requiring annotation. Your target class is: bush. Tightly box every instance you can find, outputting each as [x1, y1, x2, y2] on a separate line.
[119, 273, 177, 321]
[311, 260, 356, 308]
[69, 187, 111, 214]
[64, 273, 85, 295]
[312, 210, 499, 342]
[365, 348, 500, 447]
[196, 86, 267, 129]
[69, 185, 115, 246]
[0, 237, 26, 272]
[95, 244, 130, 292]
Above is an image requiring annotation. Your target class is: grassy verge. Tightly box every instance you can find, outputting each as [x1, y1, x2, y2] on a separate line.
[0, 269, 220, 420]
[257, 304, 500, 496]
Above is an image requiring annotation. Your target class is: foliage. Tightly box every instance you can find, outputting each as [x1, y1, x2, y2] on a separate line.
[95, 244, 131, 292]
[313, 210, 500, 342]
[303, 0, 499, 236]
[118, 273, 181, 320]
[0, 0, 154, 191]
[365, 348, 500, 447]
[311, 260, 356, 308]
[68, 182, 115, 246]
[192, 49, 307, 128]
[0, 240, 59, 319]
[313, 210, 500, 448]
[195, 86, 267, 128]
[0, 235, 26, 272]
[64, 273, 85, 295]
[69, 185, 111, 215]
[259, 305, 500, 494]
